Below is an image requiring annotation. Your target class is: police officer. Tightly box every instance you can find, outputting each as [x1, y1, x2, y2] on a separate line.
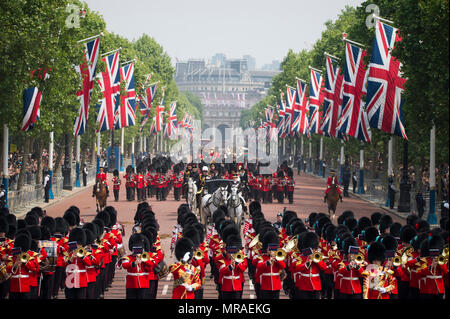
[43, 170, 50, 203]
[82, 164, 88, 187]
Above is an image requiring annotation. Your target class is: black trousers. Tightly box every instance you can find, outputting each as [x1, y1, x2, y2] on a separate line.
[9, 292, 30, 300]
[287, 191, 293, 204]
[44, 187, 50, 203]
[0, 280, 10, 299]
[40, 273, 54, 299]
[52, 266, 65, 297]
[277, 191, 284, 203]
[174, 187, 181, 201]
[113, 189, 119, 201]
[339, 293, 362, 299]
[353, 181, 357, 193]
[343, 183, 349, 197]
[295, 288, 320, 299]
[420, 293, 444, 300]
[221, 291, 241, 299]
[126, 288, 149, 299]
[65, 287, 87, 299]
[83, 174, 87, 187]
[194, 288, 204, 299]
[409, 287, 420, 299]
[86, 282, 97, 299]
[259, 290, 280, 299]
[148, 280, 158, 299]
[398, 280, 410, 299]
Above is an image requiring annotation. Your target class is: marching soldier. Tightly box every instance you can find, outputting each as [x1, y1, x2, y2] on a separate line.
[173, 169, 183, 201]
[276, 171, 285, 204]
[124, 167, 135, 201]
[135, 171, 145, 202]
[286, 172, 295, 204]
[112, 169, 121, 202]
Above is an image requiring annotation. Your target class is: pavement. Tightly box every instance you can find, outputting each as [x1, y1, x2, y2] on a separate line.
[38, 170, 406, 299]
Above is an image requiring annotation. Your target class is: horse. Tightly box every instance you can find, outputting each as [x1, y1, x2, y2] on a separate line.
[201, 186, 228, 228]
[187, 177, 197, 215]
[94, 178, 107, 212]
[227, 183, 244, 231]
[326, 177, 340, 220]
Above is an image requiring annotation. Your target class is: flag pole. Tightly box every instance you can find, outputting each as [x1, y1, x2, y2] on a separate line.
[77, 32, 103, 44]
[295, 77, 308, 84]
[372, 14, 394, 25]
[2, 124, 9, 208]
[121, 58, 137, 66]
[48, 130, 54, 199]
[308, 66, 322, 73]
[324, 52, 341, 61]
[101, 47, 122, 57]
[120, 128, 124, 172]
[342, 38, 366, 48]
[75, 135, 81, 187]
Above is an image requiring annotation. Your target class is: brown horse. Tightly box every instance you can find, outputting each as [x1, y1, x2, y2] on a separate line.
[326, 177, 340, 220]
[94, 178, 107, 212]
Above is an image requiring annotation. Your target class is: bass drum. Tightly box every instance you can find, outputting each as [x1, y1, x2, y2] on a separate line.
[154, 260, 170, 279]
[38, 240, 58, 273]
[0, 263, 11, 283]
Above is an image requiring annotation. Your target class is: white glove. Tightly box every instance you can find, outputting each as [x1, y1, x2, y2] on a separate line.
[182, 283, 193, 292]
[182, 252, 191, 263]
[377, 287, 387, 294]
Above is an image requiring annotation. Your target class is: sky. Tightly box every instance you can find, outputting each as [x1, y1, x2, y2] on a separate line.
[84, 0, 364, 68]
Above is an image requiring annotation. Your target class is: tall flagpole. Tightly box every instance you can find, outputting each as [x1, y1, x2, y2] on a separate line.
[386, 136, 393, 207]
[131, 137, 135, 169]
[308, 139, 312, 173]
[358, 142, 365, 194]
[339, 140, 344, 185]
[120, 128, 124, 172]
[428, 124, 437, 224]
[2, 124, 9, 208]
[319, 137, 324, 177]
[96, 132, 101, 173]
[75, 135, 81, 187]
[48, 131, 54, 199]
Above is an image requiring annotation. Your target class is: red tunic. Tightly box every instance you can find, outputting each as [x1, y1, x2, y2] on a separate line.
[6, 252, 39, 293]
[218, 254, 248, 291]
[112, 177, 121, 190]
[255, 255, 285, 291]
[122, 255, 154, 289]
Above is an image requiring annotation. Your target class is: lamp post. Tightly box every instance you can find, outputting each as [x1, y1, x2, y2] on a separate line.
[397, 140, 411, 212]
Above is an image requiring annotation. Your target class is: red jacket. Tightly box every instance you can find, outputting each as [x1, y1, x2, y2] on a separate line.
[122, 255, 154, 289]
[292, 258, 328, 291]
[218, 254, 247, 291]
[124, 174, 135, 188]
[417, 259, 448, 295]
[96, 172, 108, 186]
[286, 177, 295, 192]
[112, 177, 121, 190]
[338, 262, 365, 294]
[6, 252, 39, 293]
[135, 174, 145, 189]
[255, 255, 285, 291]
[262, 178, 270, 192]
[64, 254, 92, 288]
[169, 262, 201, 299]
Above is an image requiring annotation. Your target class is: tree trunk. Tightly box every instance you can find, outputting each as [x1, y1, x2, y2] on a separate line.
[54, 135, 64, 176]
[17, 137, 32, 191]
[35, 139, 44, 185]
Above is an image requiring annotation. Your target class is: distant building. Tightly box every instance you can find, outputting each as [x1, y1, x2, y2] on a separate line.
[261, 60, 281, 71]
[175, 57, 280, 141]
[243, 55, 256, 71]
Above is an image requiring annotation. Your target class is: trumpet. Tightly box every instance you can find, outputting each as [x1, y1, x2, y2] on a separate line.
[194, 248, 204, 260]
[141, 252, 150, 262]
[275, 248, 287, 261]
[437, 255, 447, 266]
[311, 251, 323, 263]
[392, 256, 402, 267]
[232, 251, 245, 263]
[443, 245, 449, 258]
[19, 252, 30, 264]
[354, 253, 365, 264]
[76, 247, 86, 258]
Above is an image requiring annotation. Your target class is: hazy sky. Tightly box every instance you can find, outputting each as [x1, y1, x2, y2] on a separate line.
[84, 0, 364, 68]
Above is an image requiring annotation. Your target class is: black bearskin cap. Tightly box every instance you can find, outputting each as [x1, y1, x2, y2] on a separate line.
[367, 241, 386, 263]
[175, 237, 194, 262]
[261, 230, 279, 251]
[14, 233, 31, 252]
[298, 231, 319, 251]
[68, 228, 86, 246]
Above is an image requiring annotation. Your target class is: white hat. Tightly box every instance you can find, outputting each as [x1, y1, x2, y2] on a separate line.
[202, 166, 208, 171]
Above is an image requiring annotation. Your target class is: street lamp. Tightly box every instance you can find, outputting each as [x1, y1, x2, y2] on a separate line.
[397, 140, 411, 212]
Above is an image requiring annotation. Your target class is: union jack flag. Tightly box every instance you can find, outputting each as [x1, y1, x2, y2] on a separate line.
[150, 117, 157, 135]
[21, 87, 42, 132]
[277, 92, 286, 138]
[155, 88, 165, 132]
[366, 21, 407, 140]
[114, 63, 136, 129]
[167, 101, 177, 137]
[96, 51, 120, 132]
[265, 107, 277, 142]
[285, 87, 296, 137]
[139, 82, 158, 116]
[337, 42, 372, 143]
[321, 56, 344, 139]
[307, 69, 324, 136]
[294, 79, 310, 136]
[74, 37, 100, 137]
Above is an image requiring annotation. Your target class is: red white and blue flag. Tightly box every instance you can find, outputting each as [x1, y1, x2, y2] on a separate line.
[22, 87, 42, 132]
[155, 88, 165, 132]
[294, 79, 309, 136]
[285, 87, 296, 137]
[74, 37, 100, 137]
[277, 92, 286, 138]
[265, 106, 277, 141]
[167, 101, 177, 137]
[337, 42, 372, 143]
[307, 69, 324, 136]
[114, 62, 136, 129]
[150, 117, 157, 135]
[366, 21, 407, 140]
[139, 82, 158, 116]
[321, 56, 345, 139]
[96, 51, 120, 132]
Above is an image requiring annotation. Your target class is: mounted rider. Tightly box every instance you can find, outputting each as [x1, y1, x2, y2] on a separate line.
[93, 166, 109, 197]
[324, 169, 343, 203]
[195, 165, 210, 211]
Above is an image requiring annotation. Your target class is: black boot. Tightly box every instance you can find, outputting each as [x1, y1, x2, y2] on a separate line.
[324, 195, 327, 203]
[339, 195, 343, 202]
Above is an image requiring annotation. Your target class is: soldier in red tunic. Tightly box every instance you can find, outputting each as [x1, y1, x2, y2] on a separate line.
[93, 167, 109, 197]
[124, 167, 135, 201]
[324, 170, 342, 203]
[172, 168, 183, 201]
[134, 170, 145, 202]
[112, 169, 121, 202]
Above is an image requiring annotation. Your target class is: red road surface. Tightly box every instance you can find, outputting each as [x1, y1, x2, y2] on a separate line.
[44, 171, 401, 299]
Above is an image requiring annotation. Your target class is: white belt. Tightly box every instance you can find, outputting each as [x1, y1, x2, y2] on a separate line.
[223, 275, 240, 280]
[12, 275, 29, 279]
[67, 269, 86, 273]
[300, 273, 320, 277]
[261, 273, 280, 277]
[342, 277, 359, 281]
[427, 275, 442, 279]
[127, 272, 149, 276]
[86, 266, 95, 269]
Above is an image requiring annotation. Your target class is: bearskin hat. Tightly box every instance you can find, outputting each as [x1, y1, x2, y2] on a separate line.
[0, 217, 9, 234]
[6, 213, 16, 226]
[225, 234, 242, 250]
[367, 241, 386, 263]
[175, 237, 194, 262]
[128, 233, 146, 251]
[55, 217, 69, 235]
[190, 223, 205, 243]
[389, 222, 402, 238]
[379, 214, 393, 233]
[249, 201, 262, 216]
[30, 207, 45, 218]
[406, 214, 421, 227]
[415, 220, 430, 233]
[324, 224, 337, 243]
[261, 230, 278, 251]
[6, 224, 16, 239]
[212, 209, 226, 226]
[379, 235, 398, 255]
[181, 213, 197, 228]
[336, 232, 352, 251]
[92, 218, 105, 235]
[343, 218, 358, 232]
[182, 226, 201, 248]
[104, 206, 117, 226]
[84, 229, 96, 245]
[40, 216, 56, 235]
[307, 212, 318, 228]
[82, 222, 98, 238]
[411, 233, 429, 251]
[17, 219, 28, 230]
[315, 216, 332, 236]
[24, 213, 39, 226]
[63, 210, 78, 227]
[357, 217, 372, 230]
[298, 231, 319, 251]
[440, 217, 449, 231]
[142, 228, 157, 246]
[68, 228, 86, 246]
[292, 222, 307, 237]
[96, 211, 111, 228]
[428, 234, 445, 253]
[27, 225, 41, 241]
[362, 226, 379, 243]
[40, 226, 51, 241]
[282, 210, 297, 228]
[14, 233, 31, 252]
[343, 237, 358, 255]
[370, 212, 383, 226]
[338, 210, 355, 225]
[221, 223, 240, 241]
[400, 224, 417, 244]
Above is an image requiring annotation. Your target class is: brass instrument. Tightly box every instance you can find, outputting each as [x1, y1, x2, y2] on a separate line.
[141, 252, 150, 262]
[76, 247, 86, 258]
[311, 251, 323, 263]
[232, 251, 245, 263]
[354, 253, 365, 264]
[0, 263, 11, 283]
[194, 248, 204, 260]
[392, 256, 402, 267]
[19, 252, 30, 264]
[275, 248, 287, 261]
[443, 245, 449, 258]
[248, 234, 260, 249]
[437, 255, 447, 266]
[283, 238, 297, 253]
